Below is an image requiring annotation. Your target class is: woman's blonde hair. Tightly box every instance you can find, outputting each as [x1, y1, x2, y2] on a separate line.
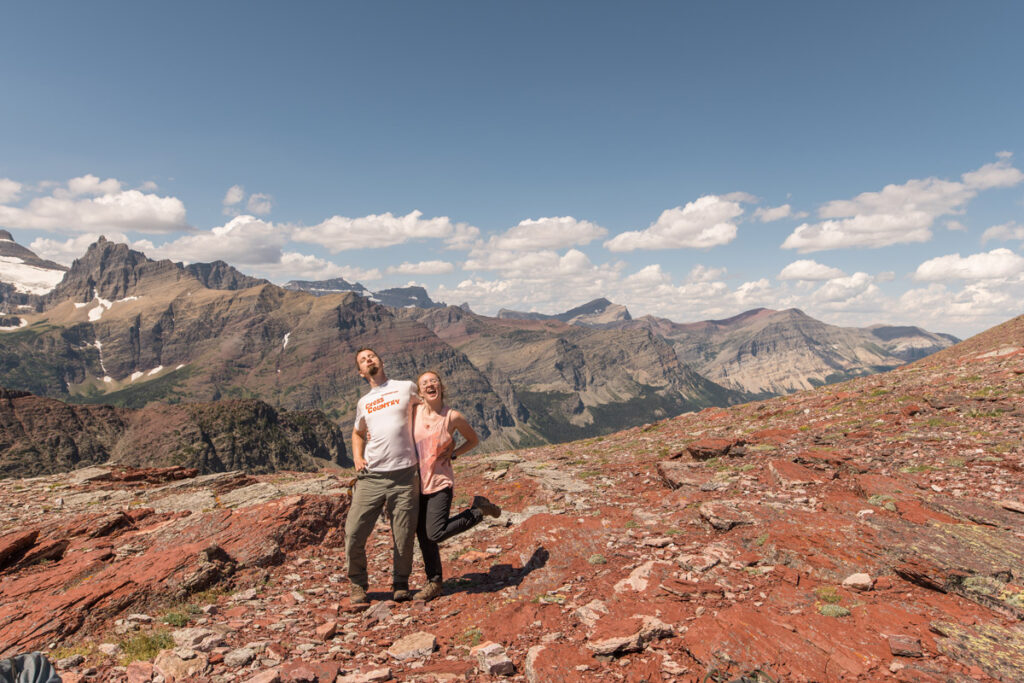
[416, 369, 446, 402]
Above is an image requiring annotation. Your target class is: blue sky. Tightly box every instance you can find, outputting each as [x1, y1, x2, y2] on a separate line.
[1, 2, 1022, 337]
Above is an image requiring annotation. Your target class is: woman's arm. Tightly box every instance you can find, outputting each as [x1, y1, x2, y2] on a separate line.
[448, 410, 479, 459]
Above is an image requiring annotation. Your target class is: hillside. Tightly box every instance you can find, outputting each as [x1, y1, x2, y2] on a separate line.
[0, 314, 1020, 681]
[0, 387, 349, 478]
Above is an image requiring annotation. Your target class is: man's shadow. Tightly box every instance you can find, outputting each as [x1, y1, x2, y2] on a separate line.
[442, 546, 549, 597]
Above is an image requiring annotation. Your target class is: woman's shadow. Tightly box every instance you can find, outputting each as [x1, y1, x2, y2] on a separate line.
[443, 546, 549, 596]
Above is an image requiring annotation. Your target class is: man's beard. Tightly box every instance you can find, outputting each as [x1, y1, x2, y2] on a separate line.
[367, 366, 380, 375]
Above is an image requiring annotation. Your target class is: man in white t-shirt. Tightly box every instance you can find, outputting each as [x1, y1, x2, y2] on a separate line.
[344, 347, 420, 605]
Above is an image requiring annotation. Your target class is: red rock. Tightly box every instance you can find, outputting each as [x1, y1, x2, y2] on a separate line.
[242, 670, 281, 683]
[0, 494, 348, 655]
[126, 661, 154, 683]
[900, 404, 923, 418]
[874, 576, 894, 590]
[686, 438, 737, 460]
[0, 529, 38, 570]
[280, 661, 317, 682]
[315, 620, 338, 640]
[305, 660, 343, 681]
[888, 634, 923, 657]
[769, 459, 827, 487]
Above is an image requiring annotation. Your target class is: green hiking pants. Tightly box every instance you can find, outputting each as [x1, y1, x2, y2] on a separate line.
[344, 465, 419, 589]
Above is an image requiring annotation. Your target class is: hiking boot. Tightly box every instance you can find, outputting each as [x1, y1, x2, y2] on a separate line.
[414, 580, 443, 602]
[472, 495, 502, 518]
[349, 584, 369, 606]
[392, 587, 413, 602]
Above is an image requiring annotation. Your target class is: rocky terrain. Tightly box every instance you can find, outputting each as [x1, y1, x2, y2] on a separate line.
[0, 388, 349, 478]
[0, 314, 1020, 681]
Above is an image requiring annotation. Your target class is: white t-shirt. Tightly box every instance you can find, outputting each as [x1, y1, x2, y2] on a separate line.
[354, 379, 418, 472]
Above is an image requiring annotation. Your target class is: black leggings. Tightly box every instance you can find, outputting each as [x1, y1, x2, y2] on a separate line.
[416, 487, 483, 583]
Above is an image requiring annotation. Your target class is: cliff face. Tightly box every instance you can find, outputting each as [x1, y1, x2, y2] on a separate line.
[0, 388, 349, 478]
[629, 308, 957, 395]
[402, 305, 743, 444]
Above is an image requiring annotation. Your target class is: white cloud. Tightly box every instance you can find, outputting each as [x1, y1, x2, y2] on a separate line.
[778, 259, 846, 281]
[812, 272, 875, 303]
[246, 193, 273, 215]
[257, 252, 381, 283]
[387, 260, 455, 276]
[945, 220, 967, 232]
[223, 185, 245, 207]
[491, 216, 606, 250]
[147, 215, 284, 265]
[0, 176, 188, 234]
[912, 248, 1024, 281]
[0, 179, 23, 203]
[62, 174, 122, 197]
[604, 195, 746, 252]
[782, 155, 1024, 253]
[895, 281, 1024, 335]
[139, 181, 159, 192]
[753, 204, 793, 222]
[291, 210, 477, 252]
[981, 222, 1024, 244]
[687, 264, 726, 282]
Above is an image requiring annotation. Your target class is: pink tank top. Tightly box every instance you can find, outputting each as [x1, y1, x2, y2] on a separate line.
[414, 406, 455, 494]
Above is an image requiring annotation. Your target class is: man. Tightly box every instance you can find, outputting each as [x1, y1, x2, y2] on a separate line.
[344, 347, 420, 605]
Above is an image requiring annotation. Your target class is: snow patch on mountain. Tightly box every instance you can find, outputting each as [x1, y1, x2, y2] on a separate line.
[0, 256, 66, 294]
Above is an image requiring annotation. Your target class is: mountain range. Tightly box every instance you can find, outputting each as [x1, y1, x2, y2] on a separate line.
[0, 235, 958, 473]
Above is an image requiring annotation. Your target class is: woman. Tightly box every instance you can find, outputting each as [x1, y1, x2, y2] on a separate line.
[412, 370, 501, 602]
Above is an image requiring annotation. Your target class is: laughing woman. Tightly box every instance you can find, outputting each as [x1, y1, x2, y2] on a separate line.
[412, 370, 501, 602]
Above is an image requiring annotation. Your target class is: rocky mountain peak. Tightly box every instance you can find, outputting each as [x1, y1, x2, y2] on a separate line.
[0, 231, 68, 297]
[45, 238, 268, 305]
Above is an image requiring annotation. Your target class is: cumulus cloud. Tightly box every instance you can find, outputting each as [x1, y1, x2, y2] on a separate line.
[387, 260, 455, 275]
[782, 155, 1024, 253]
[223, 185, 245, 207]
[60, 174, 123, 197]
[246, 193, 273, 215]
[604, 195, 747, 252]
[291, 210, 478, 252]
[490, 216, 607, 250]
[0, 179, 23, 203]
[946, 220, 967, 232]
[687, 264, 726, 282]
[147, 215, 285, 265]
[256, 252, 381, 283]
[912, 248, 1024, 281]
[981, 222, 1024, 244]
[753, 204, 793, 222]
[0, 175, 188, 234]
[778, 259, 847, 281]
[139, 181, 159, 192]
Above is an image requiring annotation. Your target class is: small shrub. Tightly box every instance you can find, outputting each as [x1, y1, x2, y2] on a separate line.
[588, 554, 607, 565]
[161, 611, 189, 627]
[817, 603, 850, 617]
[814, 586, 841, 604]
[120, 630, 174, 664]
[457, 626, 483, 647]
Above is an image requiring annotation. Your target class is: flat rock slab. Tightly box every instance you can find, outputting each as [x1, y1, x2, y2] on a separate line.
[387, 631, 437, 661]
[686, 438, 736, 460]
[699, 502, 754, 531]
[655, 461, 712, 490]
[933, 621, 1024, 681]
[769, 459, 828, 487]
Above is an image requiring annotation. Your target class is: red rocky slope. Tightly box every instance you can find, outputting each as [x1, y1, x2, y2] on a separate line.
[0, 315, 1021, 682]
